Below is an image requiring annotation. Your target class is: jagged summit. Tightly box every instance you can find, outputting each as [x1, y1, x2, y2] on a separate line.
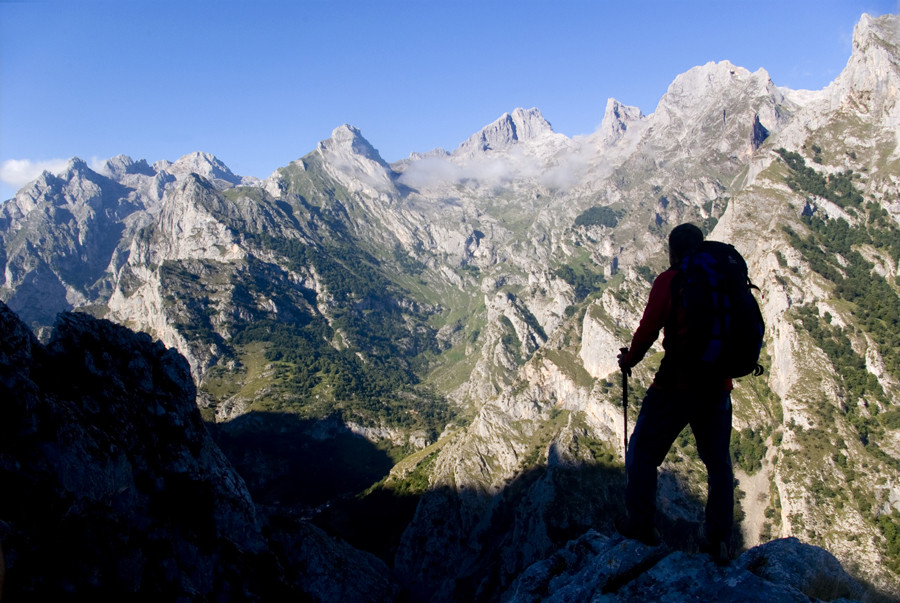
[311, 124, 395, 194]
[597, 98, 645, 146]
[455, 107, 555, 155]
[317, 124, 389, 166]
[655, 60, 778, 114]
[154, 151, 242, 188]
[62, 156, 92, 174]
[99, 155, 156, 178]
[826, 12, 900, 120]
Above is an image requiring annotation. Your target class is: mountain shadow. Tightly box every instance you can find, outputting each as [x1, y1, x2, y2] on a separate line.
[207, 411, 395, 511]
[312, 453, 736, 602]
[199, 407, 749, 601]
[209, 407, 748, 602]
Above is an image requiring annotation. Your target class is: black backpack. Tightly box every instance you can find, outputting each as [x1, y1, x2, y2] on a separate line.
[670, 240, 765, 378]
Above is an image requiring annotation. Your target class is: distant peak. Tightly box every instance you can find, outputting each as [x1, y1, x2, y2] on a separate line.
[65, 157, 90, 172]
[456, 107, 554, 154]
[657, 60, 777, 113]
[850, 12, 900, 57]
[165, 152, 241, 186]
[58, 157, 105, 183]
[328, 124, 369, 149]
[599, 99, 644, 145]
[172, 151, 226, 169]
[318, 124, 388, 166]
[508, 107, 554, 136]
[100, 155, 155, 178]
[826, 12, 900, 111]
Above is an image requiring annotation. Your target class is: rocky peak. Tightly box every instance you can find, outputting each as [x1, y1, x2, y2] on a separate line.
[160, 152, 242, 190]
[455, 107, 555, 155]
[8, 157, 116, 218]
[656, 61, 779, 114]
[61, 156, 92, 176]
[827, 12, 900, 120]
[7, 171, 64, 217]
[640, 59, 791, 168]
[318, 124, 389, 167]
[851, 12, 900, 62]
[314, 125, 396, 195]
[598, 98, 645, 146]
[99, 155, 156, 179]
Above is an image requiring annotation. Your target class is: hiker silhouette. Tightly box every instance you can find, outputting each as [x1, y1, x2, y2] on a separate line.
[616, 223, 737, 565]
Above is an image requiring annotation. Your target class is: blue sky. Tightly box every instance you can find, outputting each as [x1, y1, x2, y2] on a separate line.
[1, 0, 897, 200]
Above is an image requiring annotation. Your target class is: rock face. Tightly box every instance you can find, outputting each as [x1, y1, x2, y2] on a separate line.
[456, 107, 557, 155]
[506, 533, 866, 603]
[0, 300, 399, 600]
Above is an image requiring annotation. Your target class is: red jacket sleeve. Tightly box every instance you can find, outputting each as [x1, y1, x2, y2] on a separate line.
[621, 269, 677, 368]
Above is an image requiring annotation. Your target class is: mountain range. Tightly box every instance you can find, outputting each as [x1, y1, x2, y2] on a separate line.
[1, 11, 899, 600]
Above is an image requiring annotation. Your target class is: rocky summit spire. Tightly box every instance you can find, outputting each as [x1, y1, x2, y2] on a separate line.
[598, 98, 644, 146]
[456, 107, 554, 154]
[318, 124, 388, 167]
[314, 124, 395, 194]
[163, 152, 242, 189]
[826, 12, 900, 120]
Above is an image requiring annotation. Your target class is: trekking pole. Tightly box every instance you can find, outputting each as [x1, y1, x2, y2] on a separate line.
[620, 347, 629, 460]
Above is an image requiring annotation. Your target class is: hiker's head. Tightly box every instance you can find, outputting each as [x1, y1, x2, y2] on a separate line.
[668, 223, 704, 266]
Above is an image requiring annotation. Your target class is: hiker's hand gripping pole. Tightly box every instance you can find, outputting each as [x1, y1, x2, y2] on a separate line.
[618, 347, 630, 459]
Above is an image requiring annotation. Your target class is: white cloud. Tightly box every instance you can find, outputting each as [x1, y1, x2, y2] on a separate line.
[0, 158, 70, 190]
[397, 142, 601, 193]
[89, 156, 112, 174]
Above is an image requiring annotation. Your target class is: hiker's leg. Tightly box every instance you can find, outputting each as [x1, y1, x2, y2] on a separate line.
[691, 390, 734, 542]
[625, 388, 689, 527]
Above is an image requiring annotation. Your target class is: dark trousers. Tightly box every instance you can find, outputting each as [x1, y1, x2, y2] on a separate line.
[624, 387, 734, 542]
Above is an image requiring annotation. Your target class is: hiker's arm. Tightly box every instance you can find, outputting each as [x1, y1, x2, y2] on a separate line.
[620, 270, 675, 369]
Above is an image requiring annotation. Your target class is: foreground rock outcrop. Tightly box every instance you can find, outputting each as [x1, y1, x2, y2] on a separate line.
[507, 532, 869, 602]
[0, 301, 399, 600]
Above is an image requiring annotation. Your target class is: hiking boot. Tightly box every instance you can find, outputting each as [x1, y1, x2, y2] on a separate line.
[614, 515, 661, 546]
[699, 537, 732, 566]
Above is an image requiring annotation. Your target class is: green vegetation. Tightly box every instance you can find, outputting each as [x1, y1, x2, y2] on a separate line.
[225, 314, 451, 440]
[878, 510, 900, 575]
[794, 305, 887, 409]
[777, 149, 900, 385]
[554, 263, 606, 303]
[392, 243, 426, 275]
[775, 149, 900, 575]
[162, 231, 460, 441]
[783, 222, 900, 384]
[775, 148, 864, 209]
[634, 265, 655, 283]
[574, 205, 619, 229]
[159, 260, 224, 347]
[277, 153, 352, 209]
[388, 450, 439, 497]
[731, 428, 768, 474]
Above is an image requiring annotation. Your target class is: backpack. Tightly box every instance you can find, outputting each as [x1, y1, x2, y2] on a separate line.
[670, 240, 765, 378]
